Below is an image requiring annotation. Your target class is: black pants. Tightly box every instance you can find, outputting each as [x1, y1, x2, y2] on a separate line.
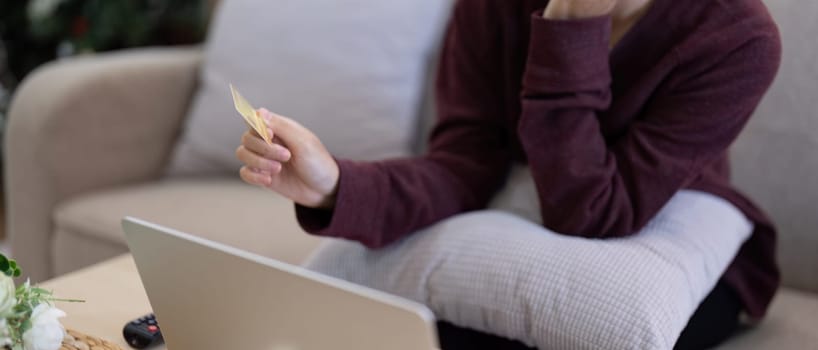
[437, 280, 742, 350]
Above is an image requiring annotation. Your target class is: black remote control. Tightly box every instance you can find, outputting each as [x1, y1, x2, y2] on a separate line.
[123, 313, 164, 349]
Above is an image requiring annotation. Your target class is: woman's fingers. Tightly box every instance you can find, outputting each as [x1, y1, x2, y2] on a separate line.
[236, 145, 284, 173]
[241, 131, 292, 162]
[239, 166, 272, 187]
[257, 108, 311, 150]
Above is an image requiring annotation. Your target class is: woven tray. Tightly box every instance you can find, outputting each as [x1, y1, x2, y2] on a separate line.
[61, 329, 123, 350]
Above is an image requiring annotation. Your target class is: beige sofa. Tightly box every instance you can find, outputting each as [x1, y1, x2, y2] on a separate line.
[5, 0, 817, 348]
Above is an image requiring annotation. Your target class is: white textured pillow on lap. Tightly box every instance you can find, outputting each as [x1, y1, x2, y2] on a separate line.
[304, 169, 753, 349]
[166, 0, 452, 174]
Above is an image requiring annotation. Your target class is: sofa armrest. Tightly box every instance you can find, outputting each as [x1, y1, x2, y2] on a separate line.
[5, 46, 202, 282]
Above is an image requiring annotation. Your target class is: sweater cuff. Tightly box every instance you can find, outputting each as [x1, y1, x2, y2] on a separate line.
[295, 159, 381, 240]
[523, 10, 612, 94]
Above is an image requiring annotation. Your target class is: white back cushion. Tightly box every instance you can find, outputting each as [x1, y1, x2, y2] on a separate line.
[167, 0, 452, 174]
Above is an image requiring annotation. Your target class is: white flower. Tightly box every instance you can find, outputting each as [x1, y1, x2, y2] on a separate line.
[0, 275, 16, 317]
[22, 304, 66, 350]
[0, 318, 12, 347]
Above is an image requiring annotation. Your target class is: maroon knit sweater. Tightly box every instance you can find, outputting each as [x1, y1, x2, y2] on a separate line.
[298, 0, 781, 318]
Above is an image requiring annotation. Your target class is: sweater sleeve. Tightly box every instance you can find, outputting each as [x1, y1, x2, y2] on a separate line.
[518, 12, 781, 238]
[295, 1, 513, 248]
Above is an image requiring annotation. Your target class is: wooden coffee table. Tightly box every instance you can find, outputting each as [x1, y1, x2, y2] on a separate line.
[40, 254, 166, 350]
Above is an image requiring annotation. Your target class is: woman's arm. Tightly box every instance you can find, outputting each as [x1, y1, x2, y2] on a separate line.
[239, 1, 513, 248]
[518, 7, 781, 238]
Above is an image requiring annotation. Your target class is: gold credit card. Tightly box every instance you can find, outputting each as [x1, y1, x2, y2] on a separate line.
[230, 84, 272, 145]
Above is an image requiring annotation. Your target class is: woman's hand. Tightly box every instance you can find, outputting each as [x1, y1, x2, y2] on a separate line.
[236, 108, 340, 209]
[543, 0, 617, 19]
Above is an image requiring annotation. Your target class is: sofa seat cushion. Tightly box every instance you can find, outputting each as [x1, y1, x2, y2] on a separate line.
[717, 288, 818, 349]
[54, 178, 323, 269]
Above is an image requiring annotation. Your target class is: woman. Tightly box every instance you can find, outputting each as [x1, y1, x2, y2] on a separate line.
[235, 0, 781, 348]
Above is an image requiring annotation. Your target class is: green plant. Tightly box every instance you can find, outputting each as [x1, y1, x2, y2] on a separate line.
[0, 254, 82, 350]
[26, 0, 210, 54]
[0, 256, 19, 279]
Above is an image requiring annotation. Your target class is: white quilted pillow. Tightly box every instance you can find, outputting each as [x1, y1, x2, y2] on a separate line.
[304, 167, 753, 349]
[166, 0, 452, 174]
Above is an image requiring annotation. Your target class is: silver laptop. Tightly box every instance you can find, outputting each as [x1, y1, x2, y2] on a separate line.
[122, 217, 439, 350]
